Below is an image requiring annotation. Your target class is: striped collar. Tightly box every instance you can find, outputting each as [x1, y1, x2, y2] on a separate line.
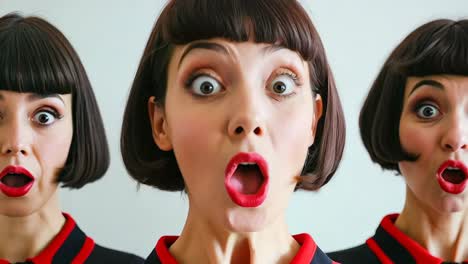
[366, 214, 468, 264]
[0, 213, 95, 264]
[145, 233, 336, 264]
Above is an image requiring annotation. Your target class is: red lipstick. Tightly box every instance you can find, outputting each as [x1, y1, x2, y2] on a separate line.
[0, 166, 35, 197]
[224, 152, 269, 207]
[436, 160, 468, 195]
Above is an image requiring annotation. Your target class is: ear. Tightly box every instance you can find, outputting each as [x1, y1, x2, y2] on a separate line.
[310, 94, 323, 146]
[148, 96, 173, 151]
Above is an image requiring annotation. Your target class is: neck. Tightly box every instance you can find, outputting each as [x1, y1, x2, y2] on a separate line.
[170, 209, 299, 264]
[395, 188, 468, 262]
[0, 192, 65, 263]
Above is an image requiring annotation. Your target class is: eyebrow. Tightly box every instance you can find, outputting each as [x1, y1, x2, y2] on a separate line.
[179, 42, 230, 68]
[27, 93, 65, 104]
[409, 79, 444, 96]
[178, 42, 287, 68]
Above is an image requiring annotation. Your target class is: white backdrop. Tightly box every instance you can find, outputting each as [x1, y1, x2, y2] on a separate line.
[1, 0, 466, 257]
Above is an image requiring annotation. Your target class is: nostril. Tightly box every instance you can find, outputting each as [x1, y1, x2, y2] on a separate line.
[235, 127, 243, 134]
[254, 127, 262, 135]
[20, 150, 26, 155]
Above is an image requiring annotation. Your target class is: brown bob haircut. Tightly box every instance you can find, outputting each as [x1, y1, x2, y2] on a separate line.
[0, 13, 109, 188]
[121, 0, 346, 191]
[360, 19, 468, 173]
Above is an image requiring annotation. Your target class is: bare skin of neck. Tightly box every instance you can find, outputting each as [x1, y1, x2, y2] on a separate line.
[0, 192, 65, 263]
[169, 208, 300, 264]
[395, 187, 468, 262]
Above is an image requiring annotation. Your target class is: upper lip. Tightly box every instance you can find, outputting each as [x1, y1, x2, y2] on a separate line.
[0, 165, 35, 181]
[437, 160, 468, 179]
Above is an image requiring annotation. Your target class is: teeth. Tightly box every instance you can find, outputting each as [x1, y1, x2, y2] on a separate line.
[239, 162, 256, 165]
[446, 167, 460, 171]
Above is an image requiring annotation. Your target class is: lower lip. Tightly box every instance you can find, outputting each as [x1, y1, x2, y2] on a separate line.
[0, 181, 34, 197]
[224, 153, 269, 208]
[436, 160, 468, 195]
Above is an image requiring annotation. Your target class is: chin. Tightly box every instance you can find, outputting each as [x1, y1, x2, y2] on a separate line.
[0, 202, 38, 218]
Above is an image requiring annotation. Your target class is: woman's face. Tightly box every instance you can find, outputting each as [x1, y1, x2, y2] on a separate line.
[149, 39, 322, 232]
[399, 75, 468, 213]
[0, 91, 73, 217]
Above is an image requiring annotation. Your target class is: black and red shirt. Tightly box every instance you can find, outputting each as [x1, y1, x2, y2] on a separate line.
[0, 213, 143, 264]
[329, 214, 468, 264]
[144, 233, 338, 264]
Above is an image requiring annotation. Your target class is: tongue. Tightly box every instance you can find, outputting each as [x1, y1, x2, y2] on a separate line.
[1, 174, 31, 188]
[230, 165, 263, 194]
[442, 170, 466, 184]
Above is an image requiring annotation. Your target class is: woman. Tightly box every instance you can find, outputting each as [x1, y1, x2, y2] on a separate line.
[0, 13, 143, 263]
[121, 0, 346, 263]
[329, 19, 468, 263]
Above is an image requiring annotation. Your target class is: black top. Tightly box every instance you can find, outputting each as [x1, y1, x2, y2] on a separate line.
[144, 233, 337, 264]
[0, 213, 144, 264]
[328, 243, 379, 264]
[328, 214, 468, 264]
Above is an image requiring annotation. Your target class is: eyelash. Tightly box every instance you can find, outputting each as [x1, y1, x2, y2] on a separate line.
[411, 99, 440, 117]
[33, 107, 63, 126]
[183, 68, 302, 99]
[185, 72, 219, 88]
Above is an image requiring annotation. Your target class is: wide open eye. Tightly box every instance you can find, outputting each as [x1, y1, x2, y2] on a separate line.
[32, 110, 58, 126]
[270, 75, 296, 96]
[190, 75, 222, 96]
[416, 104, 440, 119]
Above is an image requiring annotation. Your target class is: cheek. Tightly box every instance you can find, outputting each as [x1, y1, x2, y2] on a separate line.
[167, 110, 222, 187]
[36, 124, 73, 176]
[271, 105, 313, 173]
[399, 119, 436, 159]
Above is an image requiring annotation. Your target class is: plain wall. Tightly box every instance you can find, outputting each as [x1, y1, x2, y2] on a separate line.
[1, 0, 467, 257]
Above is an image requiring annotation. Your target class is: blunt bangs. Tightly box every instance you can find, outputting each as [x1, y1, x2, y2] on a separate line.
[161, 0, 319, 61]
[395, 19, 468, 77]
[0, 14, 77, 94]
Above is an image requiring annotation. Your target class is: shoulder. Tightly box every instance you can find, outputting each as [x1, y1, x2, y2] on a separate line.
[328, 243, 380, 264]
[85, 244, 145, 264]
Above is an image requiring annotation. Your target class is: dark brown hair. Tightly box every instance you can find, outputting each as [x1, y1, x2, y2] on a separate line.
[0, 13, 110, 188]
[360, 19, 468, 173]
[121, 0, 346, 191]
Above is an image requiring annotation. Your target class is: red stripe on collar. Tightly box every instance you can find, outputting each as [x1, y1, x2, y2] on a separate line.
[0, 213, 95, 264]
[27, 212, 77, 263]
[71, 236, 95, 264]
[155, 236, 178, 264]
[368, 214, 468, 264]
[366, 237, 394, 264]
[291, 233, 317, 264]
[155, 233, 324, 264]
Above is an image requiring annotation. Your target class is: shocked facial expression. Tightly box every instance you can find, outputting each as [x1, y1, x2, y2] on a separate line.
[399, 75, 468, 213]
[149, 39, 322, 232]
[0, 91, 73, 217]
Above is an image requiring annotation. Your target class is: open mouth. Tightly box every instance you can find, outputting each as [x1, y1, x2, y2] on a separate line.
[0, 166, 35, 197]
[225, 153, 269, 207]
[442, 167, 466, 184]
[1, 173, 34, 187]
[437, 160, 468, 195]
[230, 163, 265, 195]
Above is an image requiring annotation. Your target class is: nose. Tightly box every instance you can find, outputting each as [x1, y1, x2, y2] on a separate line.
[227, 89, 265, 138]
[441, 115, 467, 152]
[0, 118, 31, 157]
